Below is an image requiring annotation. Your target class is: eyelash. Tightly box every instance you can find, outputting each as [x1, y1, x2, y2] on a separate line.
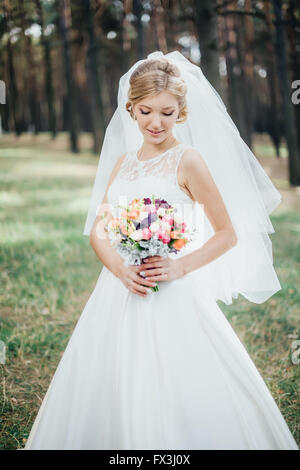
[140, 110, 174, 116]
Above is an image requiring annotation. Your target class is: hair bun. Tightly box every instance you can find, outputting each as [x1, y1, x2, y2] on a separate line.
[150, 57, 181, 78]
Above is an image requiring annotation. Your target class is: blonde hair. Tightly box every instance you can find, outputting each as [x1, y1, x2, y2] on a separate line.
[126, 58, 188, 124]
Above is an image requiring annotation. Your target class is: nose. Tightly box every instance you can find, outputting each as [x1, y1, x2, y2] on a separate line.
[149, 114, 162, 129]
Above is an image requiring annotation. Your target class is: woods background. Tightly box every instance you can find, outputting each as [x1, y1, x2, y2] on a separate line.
[1, 0, 300, 184]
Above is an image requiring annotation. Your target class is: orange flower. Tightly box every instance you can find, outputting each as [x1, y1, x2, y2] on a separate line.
[128, 209, 140, 219]
[173, 238, 186, 250]
[109, 218, 119, 229]
[120, 224, 128, 235]
[170, 230, 180, 239]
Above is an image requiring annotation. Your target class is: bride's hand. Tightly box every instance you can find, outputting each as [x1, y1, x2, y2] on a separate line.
[118, 262, 158, 297]
[141, 255, 185, 283]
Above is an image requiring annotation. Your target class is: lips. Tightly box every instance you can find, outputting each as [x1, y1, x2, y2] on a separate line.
[147, 129, 164, 135]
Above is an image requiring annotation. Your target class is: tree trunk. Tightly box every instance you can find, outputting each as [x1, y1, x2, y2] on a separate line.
[153, 0, 168, 53]
[272, 0, 300, 185]
[240, 0, 255, 148]
[220, 9, 248, 142]
[193, 0, 221, 95]
[286, 0, 300, 151]
[133, 0, 145, 59]
[263, 0, 282, 157]
[3, 0, 21, 134]
[58, 0, 79, 153]
[83, 0, 106, 154]
[20, 0, 40, 134]
[35, 0, 57, 137]
[165, 0, 178, 52]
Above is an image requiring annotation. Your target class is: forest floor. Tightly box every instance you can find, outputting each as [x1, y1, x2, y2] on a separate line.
[0, 131, 299, 449]
[253, 133, 300, 213]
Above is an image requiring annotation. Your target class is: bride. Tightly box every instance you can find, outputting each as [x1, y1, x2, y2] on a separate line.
[23, 51, 299, 450]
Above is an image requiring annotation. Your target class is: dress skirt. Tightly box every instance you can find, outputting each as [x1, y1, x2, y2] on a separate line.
[24, 265, 299, 450]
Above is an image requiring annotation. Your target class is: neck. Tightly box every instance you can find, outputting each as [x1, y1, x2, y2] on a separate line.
[140, 135, 179, 157]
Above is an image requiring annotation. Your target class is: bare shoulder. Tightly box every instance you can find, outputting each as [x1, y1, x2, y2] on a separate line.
[177, 146, 237, 238]
[180, 146, 214, 180]
[178, 146, 222, 206]
[180, 146, 205, 169]
[177, 147, 207, 199]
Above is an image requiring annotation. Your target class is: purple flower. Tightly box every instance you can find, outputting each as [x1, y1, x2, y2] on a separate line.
[138, 212, 157, 230]
[155, 198, 171, 209]
[143, 197, 152, 205]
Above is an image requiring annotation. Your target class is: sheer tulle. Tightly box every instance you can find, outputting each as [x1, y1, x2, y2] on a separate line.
[83, 50, 283, 306]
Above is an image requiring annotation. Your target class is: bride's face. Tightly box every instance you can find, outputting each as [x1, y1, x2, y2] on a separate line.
[133, 91, 179, 144]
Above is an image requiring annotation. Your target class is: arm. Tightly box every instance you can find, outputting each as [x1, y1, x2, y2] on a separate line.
[89, 153, 127, 279]
[178, 148, 238, 276]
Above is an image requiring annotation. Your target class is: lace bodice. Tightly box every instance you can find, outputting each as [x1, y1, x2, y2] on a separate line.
[107, 143, 194, 208]
[106, 143, 203, 259]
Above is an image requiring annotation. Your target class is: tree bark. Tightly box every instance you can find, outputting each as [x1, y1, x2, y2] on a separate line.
[193, 0, 221, 95]
[82, 0, 106, 154]
[58, 0, 79, 153]
[286, 0, 300, 151]
[220, 7, 248, 142]
[3, 0, 21, 134]
[35, 0, 57, 137]
[272, 0, 300, 185]
[263, 0, 282, 157]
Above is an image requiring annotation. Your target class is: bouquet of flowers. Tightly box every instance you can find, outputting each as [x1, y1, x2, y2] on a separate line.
[104, 195, 196, 292]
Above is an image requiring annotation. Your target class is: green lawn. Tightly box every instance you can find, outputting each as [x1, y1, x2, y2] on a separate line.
[0, 132, 299, 449]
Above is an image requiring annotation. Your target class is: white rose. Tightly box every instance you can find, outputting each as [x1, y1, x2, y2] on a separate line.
[174, 212, 183, 224]
[149, 222, 159, 233]
[161, 221, 171, 231]
[130, 229, 143, 241]
[138, 211, 149, 222]
[157, 207, 166, 217]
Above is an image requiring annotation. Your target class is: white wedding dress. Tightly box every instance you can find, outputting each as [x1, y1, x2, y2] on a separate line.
[24, 143, 298, 450]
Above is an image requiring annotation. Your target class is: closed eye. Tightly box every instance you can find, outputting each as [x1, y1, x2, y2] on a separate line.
[140, 110, 174, 116]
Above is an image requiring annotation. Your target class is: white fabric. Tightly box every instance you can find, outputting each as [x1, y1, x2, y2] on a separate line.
[82, 50, 283, 306]
[24, 145, 298, 450]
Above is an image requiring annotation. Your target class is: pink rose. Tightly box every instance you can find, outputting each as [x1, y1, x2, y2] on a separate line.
[162, 216, 173, 226]
[142, 228, 151, 240]
[157, 229, 163, 240]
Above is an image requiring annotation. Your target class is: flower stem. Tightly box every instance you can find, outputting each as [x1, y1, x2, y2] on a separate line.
[151, 283, 159, 292]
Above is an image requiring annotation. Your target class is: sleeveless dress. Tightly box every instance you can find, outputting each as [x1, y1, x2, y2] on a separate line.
[23, 143, 298, 450]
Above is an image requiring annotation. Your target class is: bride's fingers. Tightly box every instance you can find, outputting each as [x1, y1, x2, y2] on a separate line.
[144, 256, 164, 262]
[145, 270, 168, 281]
[134, 273, 156, 287]
[126, 278, 147, 297]
[128, 286, 145, 297]
[140, 262, 164, 273]
[143, 268, 164, 277]
[125, 274, 154, 295]
[132, 265, 157, 275]
[132, 279, 152, 296]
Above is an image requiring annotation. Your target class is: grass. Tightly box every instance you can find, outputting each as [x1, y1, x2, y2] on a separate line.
[0, 131, 299, 449]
